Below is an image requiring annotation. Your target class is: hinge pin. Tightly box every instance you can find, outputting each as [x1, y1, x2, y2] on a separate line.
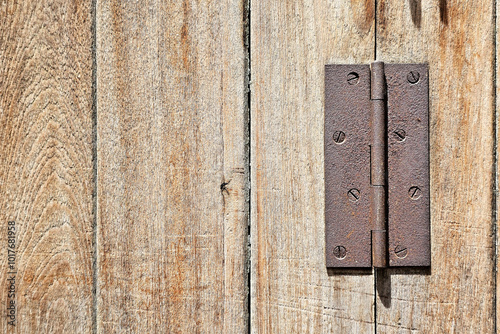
[370, 61, 388, 268]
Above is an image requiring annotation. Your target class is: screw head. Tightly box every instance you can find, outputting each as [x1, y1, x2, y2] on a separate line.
[333, 131, 346, 144]
[333, 246, 347, 259]
[347, 188, 360, 202]
[409, 186, 422, 200]
[394, 245, 408, 258]
[407, 71, 420, 84]
[347, 72, 359, 85]
[393, 129, 406, 141]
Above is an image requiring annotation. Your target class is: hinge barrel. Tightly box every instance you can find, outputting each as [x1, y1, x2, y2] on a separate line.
[370, 61, 387, 268]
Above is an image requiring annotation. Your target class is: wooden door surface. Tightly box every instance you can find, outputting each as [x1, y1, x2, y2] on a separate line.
[0, 1, 497, 333]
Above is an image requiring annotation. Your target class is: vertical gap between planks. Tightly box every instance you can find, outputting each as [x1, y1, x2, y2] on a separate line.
[374, 270, 378, 333]
[244, 0, 252, 333]
[494, 0, 498, 332]
[374, 1, 379, 333]
[91, 0, 98, 332]
[374, 0, 378, 61]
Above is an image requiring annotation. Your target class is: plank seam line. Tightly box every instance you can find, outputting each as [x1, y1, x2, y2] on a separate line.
[91, 0, 98, 332]
[245, 0, 252, 332]
[493, 1, 498, 332]
[374, 1, 379, 333]
[374, 0, 378, 61]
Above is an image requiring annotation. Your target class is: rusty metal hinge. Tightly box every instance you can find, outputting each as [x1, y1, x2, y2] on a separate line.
[325, 61, 430, 269]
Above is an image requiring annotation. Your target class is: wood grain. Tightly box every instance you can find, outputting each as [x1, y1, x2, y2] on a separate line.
[96, 0, 248, 332]
[497, 0, 500, 329]
[0, 1, 94, 333]
[250, 1, 375, 333]
[376, 0, 495, 332]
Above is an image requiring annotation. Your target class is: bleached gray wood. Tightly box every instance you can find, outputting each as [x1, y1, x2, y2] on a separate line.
[376, 0, 495, 332]
[250, 1, 376, 333]
[96, 1, 248, 332]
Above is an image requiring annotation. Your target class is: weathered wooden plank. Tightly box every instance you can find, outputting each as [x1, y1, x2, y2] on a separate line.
[250, 1, 375, 333]
[96, 0, 248, 333]
[497, 0, 500, 329]
[0, 1, 94, 333]
[376, 1, 495, 332]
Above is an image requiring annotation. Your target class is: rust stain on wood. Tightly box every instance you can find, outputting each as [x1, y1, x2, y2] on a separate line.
[378, 0, 387, 31]
[350, 0, 375, 33]
[439, 0, 448, 25]
[409, 0, 422, 28]
[181, 0, 192, 70]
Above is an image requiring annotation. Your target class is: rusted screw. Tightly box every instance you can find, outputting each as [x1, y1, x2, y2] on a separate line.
[333, 246, 347, 259]
[333, 131, 346, 144]
[407, 71, 420, 84]
[393, 129, 406, 141]
[347, 72, 359, 85]
[394, 245, 408, 258]
[409, 186, 422, 200]
[347, 188, 360, 202]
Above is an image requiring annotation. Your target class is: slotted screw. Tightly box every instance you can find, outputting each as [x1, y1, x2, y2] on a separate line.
[348, 188, 360, 202]
[347, 72, 359, 85]
[407, 71, 420, 84]
[393, 129, 406, 141]
[394, 245, 408, 258]
[333, 246, 347, 259]
[409, 186, 422, 200]
[333, 131, 346, 144]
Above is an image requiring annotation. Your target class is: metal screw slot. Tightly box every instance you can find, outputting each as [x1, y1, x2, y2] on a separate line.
[407, 71, 420, 84]
[333, 246, 347, 259]
[409, 186, 422, 200]
[347, 72, 359, 85]
[394, 245, 408, 258]
[347, 188, 360, 202]
[333, 131, 346, 144]
[393, 129, 406, 141]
